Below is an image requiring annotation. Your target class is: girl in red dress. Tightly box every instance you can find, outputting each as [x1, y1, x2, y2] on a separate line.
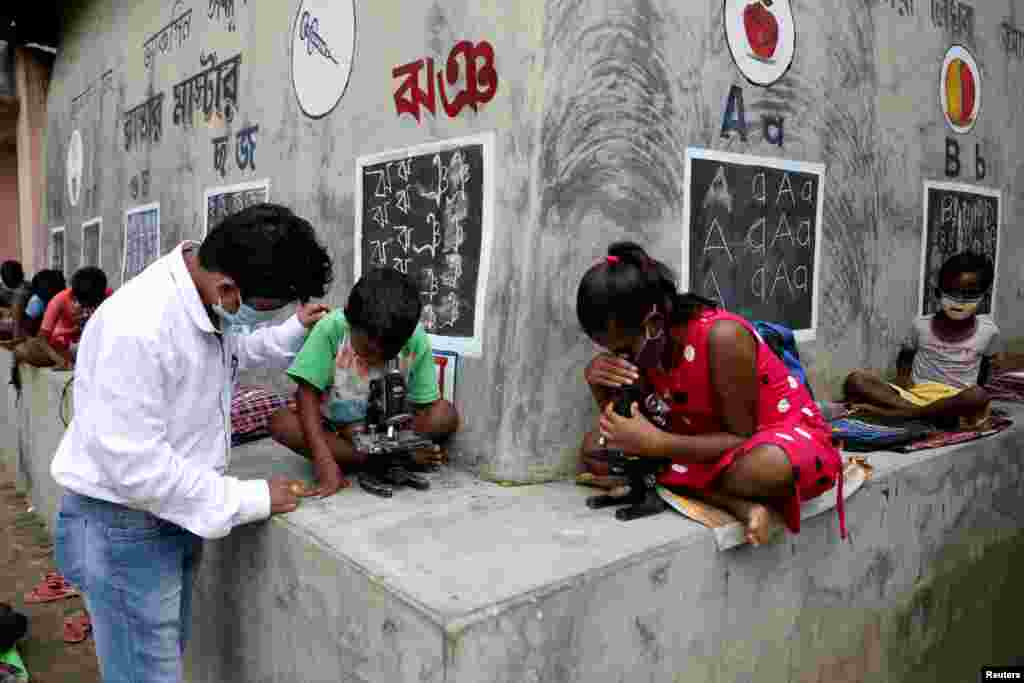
[577, 242, 845, 545]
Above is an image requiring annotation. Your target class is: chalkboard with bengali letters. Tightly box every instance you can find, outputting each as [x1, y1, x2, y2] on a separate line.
[920, 181, 1000, 317]
[683, 148, 825, 339]
[356, 134, 494, 356]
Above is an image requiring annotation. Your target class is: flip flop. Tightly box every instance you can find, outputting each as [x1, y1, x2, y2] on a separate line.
[24, 574, 78, 603]
[62, 612, 92, 644]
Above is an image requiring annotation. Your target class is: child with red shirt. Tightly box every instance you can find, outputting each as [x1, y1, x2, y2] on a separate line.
[576, 242, 844, 545]
[16, 267, 111, 369]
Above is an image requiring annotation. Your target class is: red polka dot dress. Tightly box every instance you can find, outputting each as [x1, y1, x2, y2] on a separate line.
[646, 309, 845, 537]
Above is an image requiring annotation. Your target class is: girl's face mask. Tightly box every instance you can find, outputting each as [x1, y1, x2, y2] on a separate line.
[630, 308, 667, 371]
[940, 293, 982, 321]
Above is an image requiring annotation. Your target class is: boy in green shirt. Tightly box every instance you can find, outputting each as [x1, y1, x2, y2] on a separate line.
[269, 268, 460, 496]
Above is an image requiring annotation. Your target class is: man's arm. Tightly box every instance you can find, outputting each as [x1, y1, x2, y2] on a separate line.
[58, 332, 272, 539]
[234, 314, 308, 371]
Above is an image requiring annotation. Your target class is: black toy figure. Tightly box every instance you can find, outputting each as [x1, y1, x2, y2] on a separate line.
[350, 358, 438, 498]
[586, 380, 672, 521]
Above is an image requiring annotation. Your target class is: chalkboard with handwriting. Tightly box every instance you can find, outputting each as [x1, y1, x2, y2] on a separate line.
[920, 181, 1000, 317]
[356, 134, 494, 356]
[683, 148, 825, 339]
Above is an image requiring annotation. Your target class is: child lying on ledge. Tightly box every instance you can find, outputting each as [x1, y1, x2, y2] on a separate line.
[845, 252, 1024, 429]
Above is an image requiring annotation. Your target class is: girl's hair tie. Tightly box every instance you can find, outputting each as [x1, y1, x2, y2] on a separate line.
[605, 255, 620, 265]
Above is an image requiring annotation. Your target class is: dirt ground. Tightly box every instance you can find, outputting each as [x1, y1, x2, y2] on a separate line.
[0, 461, 101, 683]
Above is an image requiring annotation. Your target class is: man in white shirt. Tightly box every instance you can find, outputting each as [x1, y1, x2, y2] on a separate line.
[51, 204, 334, 683]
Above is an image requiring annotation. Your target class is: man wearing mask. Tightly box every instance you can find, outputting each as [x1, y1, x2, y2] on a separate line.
[51, 204, 333, 683]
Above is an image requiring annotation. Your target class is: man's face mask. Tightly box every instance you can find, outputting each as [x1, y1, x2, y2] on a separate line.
[212, 288, 282, 333]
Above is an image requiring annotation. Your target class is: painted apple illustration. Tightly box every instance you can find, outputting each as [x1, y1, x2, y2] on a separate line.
[743, 0, 779, 62]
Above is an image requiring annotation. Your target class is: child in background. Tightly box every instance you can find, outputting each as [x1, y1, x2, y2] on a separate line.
[16, 267, 111, 369]
[0, 261, 30, 342]
[844, 252, 1017, 429]
[576, 242, 844, 545]
[269, 268, 460, 496]
[20, 269, 66, 339]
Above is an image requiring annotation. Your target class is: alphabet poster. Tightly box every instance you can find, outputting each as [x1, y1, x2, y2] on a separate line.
[683, 148, 825, 341]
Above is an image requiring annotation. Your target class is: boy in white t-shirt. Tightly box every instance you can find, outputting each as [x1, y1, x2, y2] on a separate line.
[844, 252, 1020, 429]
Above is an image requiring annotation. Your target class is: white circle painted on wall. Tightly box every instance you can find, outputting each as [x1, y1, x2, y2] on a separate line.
[939, 44, 981, 135]
[724, 0, 796, 87]
[291, 0, 356, 119]
[66, 130, 83, 207]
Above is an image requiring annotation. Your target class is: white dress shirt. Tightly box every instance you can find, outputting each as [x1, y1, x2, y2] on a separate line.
[51, 242, 308, 539]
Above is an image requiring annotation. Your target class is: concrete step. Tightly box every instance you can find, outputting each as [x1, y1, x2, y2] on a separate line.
[187, 415, 1024, 683]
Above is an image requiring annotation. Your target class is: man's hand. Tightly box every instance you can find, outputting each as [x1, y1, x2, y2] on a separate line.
[309, 450, 350, 498]
[268, 476, 310, 515]
[585, 353, 639, 389]
[598, 401, 665, 457]
[297, 302, 331, 330]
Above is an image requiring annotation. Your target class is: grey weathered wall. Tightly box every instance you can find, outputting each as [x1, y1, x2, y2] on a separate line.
[45, 0, 1024, 482]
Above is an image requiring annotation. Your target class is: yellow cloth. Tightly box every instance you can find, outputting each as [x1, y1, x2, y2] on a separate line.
[888, 381, 962, 407]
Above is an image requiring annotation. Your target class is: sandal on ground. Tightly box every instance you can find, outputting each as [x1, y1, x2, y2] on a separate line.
[62, 612, 92, 644]
[24, 574, 78, 604]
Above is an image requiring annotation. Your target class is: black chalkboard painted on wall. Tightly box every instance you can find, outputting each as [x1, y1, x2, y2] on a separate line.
[683, 148, 825, 339]
[919, 181, 1001, 318]
[355, 133, 494, 357]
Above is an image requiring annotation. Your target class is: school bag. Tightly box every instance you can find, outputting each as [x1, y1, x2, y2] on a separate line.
[752, 320, 815, 401]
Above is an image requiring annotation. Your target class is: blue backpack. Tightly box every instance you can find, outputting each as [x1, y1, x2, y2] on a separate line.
[752, 320, 815, 401]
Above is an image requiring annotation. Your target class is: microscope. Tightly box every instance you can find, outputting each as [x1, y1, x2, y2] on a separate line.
[350, 358, 438, 498]
[585, 379, 672, 521]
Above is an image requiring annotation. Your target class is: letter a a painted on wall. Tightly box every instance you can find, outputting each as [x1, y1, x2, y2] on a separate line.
[724, 0, 795, 87]
[292, 0, 356, 118]
[721, 86, 748, 141]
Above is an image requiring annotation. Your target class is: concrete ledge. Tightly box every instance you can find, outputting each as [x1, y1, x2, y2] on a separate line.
[3, 350, 1024, 681]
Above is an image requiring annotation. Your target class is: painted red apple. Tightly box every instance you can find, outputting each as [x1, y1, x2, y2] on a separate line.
[743, 0, 779, 61]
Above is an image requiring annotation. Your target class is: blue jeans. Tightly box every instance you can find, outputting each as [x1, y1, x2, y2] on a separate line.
[54, 492, 203, 683]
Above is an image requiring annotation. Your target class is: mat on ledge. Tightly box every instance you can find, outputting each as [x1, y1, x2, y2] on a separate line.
[656, 459, 871, 551]
[894, 414, 1013, 452]
[984, 370, 1024, 402]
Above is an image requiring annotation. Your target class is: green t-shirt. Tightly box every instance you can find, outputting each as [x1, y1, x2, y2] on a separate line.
[286, 311, 439, 424]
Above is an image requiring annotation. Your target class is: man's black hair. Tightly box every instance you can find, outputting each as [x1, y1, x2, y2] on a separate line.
[345, 268, 422, 358]
[199, 203, 333, 302]
[1, 260, 24, 288]
[577, 241, 716, 339]
[937, 251, 994, 292]
[71, 266, 108, 307]
[30, 269, 66, 301]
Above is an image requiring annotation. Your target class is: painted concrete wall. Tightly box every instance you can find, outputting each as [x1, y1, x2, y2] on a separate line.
[0, 143, 19, 262]
[15, 46, 52, 274]
[44, 0, 1024, 482]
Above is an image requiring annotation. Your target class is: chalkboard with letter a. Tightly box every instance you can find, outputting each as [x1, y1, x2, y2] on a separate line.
[355, 133, 495, 357]
[683, 148, 825, 341]
[919, 180, 1000, 318]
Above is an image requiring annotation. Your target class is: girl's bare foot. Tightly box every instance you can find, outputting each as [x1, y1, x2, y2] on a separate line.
[739, 503, 784, 546]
